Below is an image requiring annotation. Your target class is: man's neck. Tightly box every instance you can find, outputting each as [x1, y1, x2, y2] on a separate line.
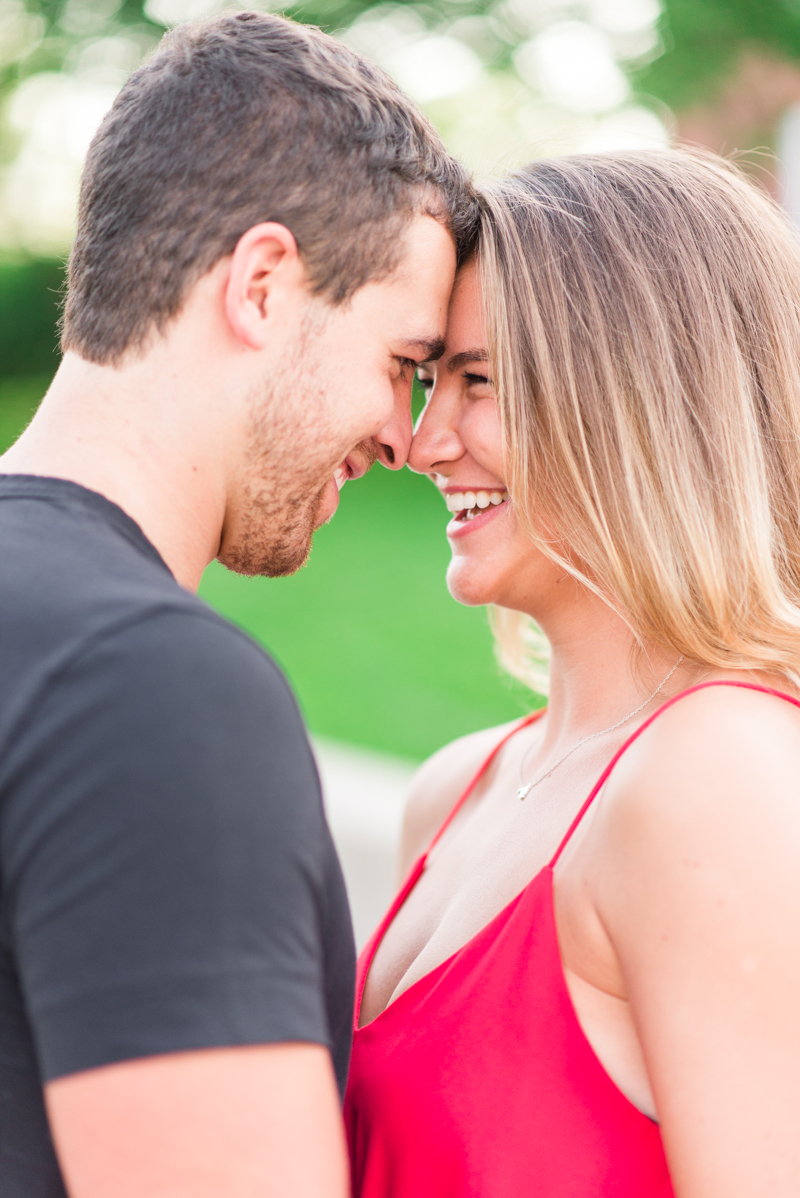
[0, 351, 234, 591]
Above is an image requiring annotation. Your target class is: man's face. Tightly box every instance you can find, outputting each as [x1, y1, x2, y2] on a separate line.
[218, 214, 456, 577]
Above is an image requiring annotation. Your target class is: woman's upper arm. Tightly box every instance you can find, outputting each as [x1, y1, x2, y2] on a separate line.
[595, 687, 800, 1197]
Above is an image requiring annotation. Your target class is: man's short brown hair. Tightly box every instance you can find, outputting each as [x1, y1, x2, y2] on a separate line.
[62, 10, 476, 364]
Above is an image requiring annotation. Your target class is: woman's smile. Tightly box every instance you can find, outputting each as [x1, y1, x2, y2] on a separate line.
[442, 486, 509, 538]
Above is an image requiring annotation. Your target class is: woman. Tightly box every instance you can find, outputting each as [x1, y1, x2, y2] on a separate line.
[344, 149, 800, 1197]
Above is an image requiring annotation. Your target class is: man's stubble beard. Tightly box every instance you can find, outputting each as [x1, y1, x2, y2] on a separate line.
[219, 472, 326, 578]
[217, 329, 349, 578]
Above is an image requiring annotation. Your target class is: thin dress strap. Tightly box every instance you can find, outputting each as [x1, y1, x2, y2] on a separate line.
[549, 679, 800, 868]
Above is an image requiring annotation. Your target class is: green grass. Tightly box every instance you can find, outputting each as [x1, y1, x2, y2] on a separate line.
[0, 375, 539, 760]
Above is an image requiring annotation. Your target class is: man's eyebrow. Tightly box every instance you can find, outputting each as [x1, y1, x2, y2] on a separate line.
[445, 349, 489, 372]
[409, 337, 446, 362]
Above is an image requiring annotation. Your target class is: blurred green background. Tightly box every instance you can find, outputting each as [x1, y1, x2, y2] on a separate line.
[3, 0, 800, 758]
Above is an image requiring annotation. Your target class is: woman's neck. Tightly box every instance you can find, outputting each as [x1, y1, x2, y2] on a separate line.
[536, 597, 693, 756]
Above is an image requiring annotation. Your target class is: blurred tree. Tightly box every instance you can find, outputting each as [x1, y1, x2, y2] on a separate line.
[637, 0, 800, 191]
[4, 0, 800, 379]
[639, 0, 800, 111]
[4, 0, 799, 102]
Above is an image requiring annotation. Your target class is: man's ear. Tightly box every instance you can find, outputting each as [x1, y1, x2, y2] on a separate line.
[224, 223, 304, 350]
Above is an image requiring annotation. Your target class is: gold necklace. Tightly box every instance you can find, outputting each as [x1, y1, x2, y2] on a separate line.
[516, 657, 684, 800]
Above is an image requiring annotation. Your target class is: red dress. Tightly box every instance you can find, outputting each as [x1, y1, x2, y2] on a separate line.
[345, 682, 798, 1197]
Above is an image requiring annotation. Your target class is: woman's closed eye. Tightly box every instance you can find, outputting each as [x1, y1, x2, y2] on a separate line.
[417, 370, 492, 392]
[464, 371, 492, 387]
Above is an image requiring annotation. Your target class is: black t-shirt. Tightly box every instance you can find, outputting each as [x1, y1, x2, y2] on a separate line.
[0, 476, 355, 1197]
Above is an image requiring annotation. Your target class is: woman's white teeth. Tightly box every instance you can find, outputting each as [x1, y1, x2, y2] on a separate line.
[445, 490, 508, 515]
[333, 466, 347, 491]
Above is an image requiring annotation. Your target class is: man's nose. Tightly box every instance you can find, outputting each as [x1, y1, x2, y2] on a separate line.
[371, 397, 414, 470]
[408, 395, 462, 475]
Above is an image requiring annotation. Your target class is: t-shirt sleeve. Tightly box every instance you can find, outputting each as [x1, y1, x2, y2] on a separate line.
[0, 607, 348, 1083]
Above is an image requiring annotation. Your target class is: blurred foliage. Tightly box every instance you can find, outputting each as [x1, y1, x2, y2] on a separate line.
[4, 0, 800, 104]
[0, 258, 62, 377]
[1, 0, 797, 406]
[639, 0, 800, 110]
[285, 0, 494, 34]
[0, 0, 155, 89]
[0, 371, 49, 436]
[3, 2, 799, 394]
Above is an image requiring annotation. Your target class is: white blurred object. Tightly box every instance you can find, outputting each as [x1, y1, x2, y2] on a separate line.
[145, 0, 278, 26]
[384, 35, 482, 103]
[345, 11, 482, 103]
[515, 21, 629, 113]
[500, 0, 571, 39]
[313, 737, 415, 950]
[588, 0, 660, 36]
[145, 0, 223, 27]
[343, 6, 426, 60]
[70, 34, 149, 86]
[778, 103, 800, 230]
[3, 71, 119, 254]
[0, 0, 44, 70]
[583, 105, 669, 151]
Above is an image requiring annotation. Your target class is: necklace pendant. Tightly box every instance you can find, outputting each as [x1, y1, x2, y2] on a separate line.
[517, 784, 532, 801]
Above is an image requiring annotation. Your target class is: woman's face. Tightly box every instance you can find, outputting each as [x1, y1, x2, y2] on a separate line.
[409, 261, 564, 617]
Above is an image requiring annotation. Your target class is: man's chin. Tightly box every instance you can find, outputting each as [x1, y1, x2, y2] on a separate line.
[218, 485, 327, 579]
[217, 536, 312, 579]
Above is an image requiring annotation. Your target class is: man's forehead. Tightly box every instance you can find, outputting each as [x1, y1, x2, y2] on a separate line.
[389, 212, 457, 282]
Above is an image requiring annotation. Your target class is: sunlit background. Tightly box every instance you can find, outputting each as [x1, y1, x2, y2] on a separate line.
[3, 0, 800, 933]
[1, 0, 671, 256]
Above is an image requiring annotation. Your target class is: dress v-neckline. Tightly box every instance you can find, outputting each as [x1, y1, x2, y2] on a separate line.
[356, 711, 546, 1031]
[356, 855, 553, 1031]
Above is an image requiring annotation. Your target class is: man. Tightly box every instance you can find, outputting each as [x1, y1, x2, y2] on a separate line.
[0, 12, 473, 1196]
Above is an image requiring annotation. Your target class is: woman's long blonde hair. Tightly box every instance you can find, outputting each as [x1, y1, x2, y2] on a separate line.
[479, 149, 800, 693]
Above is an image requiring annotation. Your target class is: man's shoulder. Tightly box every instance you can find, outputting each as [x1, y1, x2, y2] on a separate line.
[90, 598, 290, 705]
[0, 474, 185, 637]
[0, 478, 297, 753]
[3, 591, 319, 852]
[0, 475, 287, 701]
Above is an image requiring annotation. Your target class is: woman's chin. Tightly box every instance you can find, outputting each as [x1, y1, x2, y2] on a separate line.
[445, 560, 504, 608]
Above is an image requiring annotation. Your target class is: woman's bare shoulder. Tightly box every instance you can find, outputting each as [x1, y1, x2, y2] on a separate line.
[599, 678, 800, 876]
[616, 678, 800, 790]
[397, 718, 528, 879]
